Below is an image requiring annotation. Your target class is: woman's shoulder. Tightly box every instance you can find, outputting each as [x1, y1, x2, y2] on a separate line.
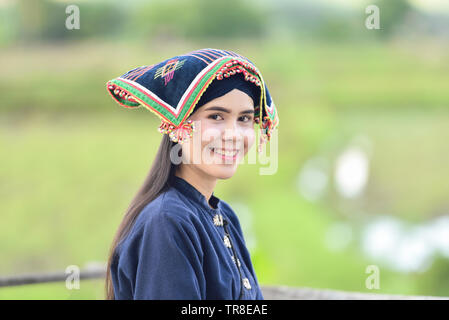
[133, 187, 200, 231]
[117, 188, 201, 253]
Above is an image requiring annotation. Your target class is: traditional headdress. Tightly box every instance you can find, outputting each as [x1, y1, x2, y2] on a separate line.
[106, 48, 279, 150]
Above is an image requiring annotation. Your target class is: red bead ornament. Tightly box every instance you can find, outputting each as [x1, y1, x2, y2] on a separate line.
[108, 84, 139, 104]
[257, 117, 276, 153]
[158, 119, 196, 144]
[215, 59, 262, 88]
[261, 116, 274, 140]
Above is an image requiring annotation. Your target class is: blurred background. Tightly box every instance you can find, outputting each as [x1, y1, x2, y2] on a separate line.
[1, 0, 449, 299]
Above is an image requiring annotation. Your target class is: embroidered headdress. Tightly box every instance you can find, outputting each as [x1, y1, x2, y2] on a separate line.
[106, 48, 279, 149]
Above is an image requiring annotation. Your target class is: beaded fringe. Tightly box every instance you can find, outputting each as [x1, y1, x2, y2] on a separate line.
[158, 119, 196, 144]
[108, 84, 138, 105]
[215, 59, 261, 87]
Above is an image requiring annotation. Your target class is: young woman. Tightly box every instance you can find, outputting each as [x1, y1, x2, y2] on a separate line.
[104, 48, 279, 300]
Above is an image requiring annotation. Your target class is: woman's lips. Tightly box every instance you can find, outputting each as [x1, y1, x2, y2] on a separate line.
[210, 147, 239, 161]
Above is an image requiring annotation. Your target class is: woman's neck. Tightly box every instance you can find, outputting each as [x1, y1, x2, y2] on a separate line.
[175, 166, 217, 207]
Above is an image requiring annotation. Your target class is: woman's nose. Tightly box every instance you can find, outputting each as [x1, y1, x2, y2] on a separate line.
[221, 121, 244, 147]
[222, 120, 240, 139]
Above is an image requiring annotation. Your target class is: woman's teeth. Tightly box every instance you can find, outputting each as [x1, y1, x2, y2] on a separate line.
[212, 148, 238, 157]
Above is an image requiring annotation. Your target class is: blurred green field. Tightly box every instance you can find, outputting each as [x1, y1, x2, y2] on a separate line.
[1, 39, 449, 114]
[1, 39, 449, 299]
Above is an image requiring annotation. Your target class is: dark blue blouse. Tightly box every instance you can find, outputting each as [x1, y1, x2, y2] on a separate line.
[110, 175, 264, 300]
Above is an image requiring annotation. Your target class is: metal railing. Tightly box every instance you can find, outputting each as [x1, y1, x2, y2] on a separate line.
[1, 265, 448, 300]
[0, 264, 106, 288]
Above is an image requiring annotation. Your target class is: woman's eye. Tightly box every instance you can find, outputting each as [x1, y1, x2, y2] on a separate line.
[208, 114, 253, 122]
[209, 114, 223, 120]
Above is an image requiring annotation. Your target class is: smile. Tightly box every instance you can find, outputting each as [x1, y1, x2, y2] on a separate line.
[210, 147, 239, 159]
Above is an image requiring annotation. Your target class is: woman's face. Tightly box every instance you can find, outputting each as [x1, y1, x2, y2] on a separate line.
[179, 88, 256, 180]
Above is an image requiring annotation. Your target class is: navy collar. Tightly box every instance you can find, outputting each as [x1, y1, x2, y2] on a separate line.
[171, 175, 221, 215]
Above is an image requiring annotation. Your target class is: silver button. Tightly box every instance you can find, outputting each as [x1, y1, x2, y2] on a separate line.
[231, 255, 241, 267]
[223, 235, 232, 248]
[213, 214, 224, 227]
[242, 278, 251, 290]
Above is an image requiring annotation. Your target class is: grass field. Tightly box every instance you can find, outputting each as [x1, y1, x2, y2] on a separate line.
[1, 39, 449, 299]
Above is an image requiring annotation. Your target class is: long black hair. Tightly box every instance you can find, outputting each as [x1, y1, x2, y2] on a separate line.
[104, 134, 178, 299]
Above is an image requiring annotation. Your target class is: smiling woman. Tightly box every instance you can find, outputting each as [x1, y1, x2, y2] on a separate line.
[177, 73, 260, 185]
[104, 48, 279, 300]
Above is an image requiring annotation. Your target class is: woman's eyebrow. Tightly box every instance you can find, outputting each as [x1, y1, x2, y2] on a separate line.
[204, 106, 254, 114]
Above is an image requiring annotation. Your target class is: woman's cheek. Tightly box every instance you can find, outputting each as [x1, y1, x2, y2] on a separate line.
[242, 126, 255, 155]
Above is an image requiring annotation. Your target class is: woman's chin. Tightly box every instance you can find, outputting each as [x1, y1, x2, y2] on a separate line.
[210, 166, 238, 180]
